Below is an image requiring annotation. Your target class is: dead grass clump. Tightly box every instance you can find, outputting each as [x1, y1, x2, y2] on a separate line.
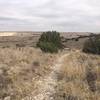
[33, 61, 40, 66]
[86, 67, 97, 92]
[0, 65, 12, 98]
[54, 72, 64, 81]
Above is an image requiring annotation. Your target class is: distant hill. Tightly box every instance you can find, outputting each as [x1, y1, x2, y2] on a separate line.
[0, 32, 99, 37]
[0, 32, 99, 49]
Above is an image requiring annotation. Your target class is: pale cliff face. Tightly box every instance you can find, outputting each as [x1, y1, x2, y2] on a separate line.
[0, 32, 16, 36]
[0, 32, 41, 36]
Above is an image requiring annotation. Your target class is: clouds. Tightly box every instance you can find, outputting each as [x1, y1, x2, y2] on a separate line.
[0, 0, 100, 31]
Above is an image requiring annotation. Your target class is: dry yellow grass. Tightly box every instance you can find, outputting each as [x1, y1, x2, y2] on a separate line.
[0, 48, 100, 100]
[55, 51, 100, 100]
[0, 47, 57, 99]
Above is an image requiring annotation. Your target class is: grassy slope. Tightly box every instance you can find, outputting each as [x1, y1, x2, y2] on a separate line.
[0, 47, 57, 99]
[55, 51, 100, 100]
[0, 48, 100, 100]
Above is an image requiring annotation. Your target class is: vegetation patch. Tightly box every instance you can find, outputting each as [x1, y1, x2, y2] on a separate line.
[37, 31, 63, 53]
[83, 35, 100, 54]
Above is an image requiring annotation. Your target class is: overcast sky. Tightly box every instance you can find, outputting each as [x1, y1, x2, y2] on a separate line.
[0, 0, 100, 32]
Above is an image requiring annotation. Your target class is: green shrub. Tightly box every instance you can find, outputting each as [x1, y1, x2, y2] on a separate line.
[37, 42, 58, 53]
[37, 31, 63, 53]
[83, 35, 100, 54]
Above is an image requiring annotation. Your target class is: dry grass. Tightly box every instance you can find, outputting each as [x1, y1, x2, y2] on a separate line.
[0, 47, 57, 99]
[0, 47, 100, 100]
[55, 51, 100, 100]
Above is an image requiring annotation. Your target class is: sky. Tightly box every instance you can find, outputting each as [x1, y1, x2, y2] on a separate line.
[0, 0, 100, 32]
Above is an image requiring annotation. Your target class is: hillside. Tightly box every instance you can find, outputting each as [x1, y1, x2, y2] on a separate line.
[0, 48, 99, 100]
[0, 47, 57, 100]
[55, 51, 100, 100]
[22, 50, 100, 100]
[0, 32, 100, 100]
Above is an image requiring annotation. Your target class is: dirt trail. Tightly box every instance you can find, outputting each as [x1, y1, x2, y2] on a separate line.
[22, 52, 71, 100]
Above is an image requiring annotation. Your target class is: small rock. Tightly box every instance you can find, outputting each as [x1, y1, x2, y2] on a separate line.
[4, 96, 10, 100]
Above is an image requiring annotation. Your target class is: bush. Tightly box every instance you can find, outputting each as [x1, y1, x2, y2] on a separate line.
[86, 71, 97, 92]
[37, 31, 63, 53]
[83, 35, 100, 54]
